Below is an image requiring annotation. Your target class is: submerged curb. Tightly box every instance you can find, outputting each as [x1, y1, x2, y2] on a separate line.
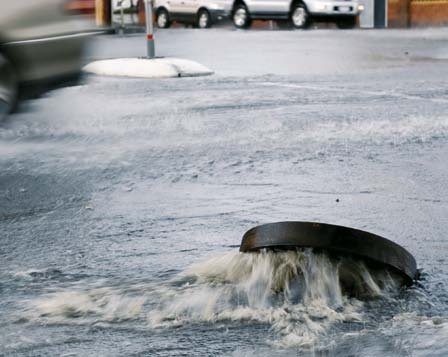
[240, 221, 417, 286]
[82, 57, 214, 79]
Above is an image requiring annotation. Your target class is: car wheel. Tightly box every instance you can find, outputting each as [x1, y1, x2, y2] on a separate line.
[233, 4, 251, 29]
[0, 54, 17, 120]
[291, 3, 309, 29]
[197, 9, 211, 29]
[156, 8, 171, 29]
[336, 17, 356, 29]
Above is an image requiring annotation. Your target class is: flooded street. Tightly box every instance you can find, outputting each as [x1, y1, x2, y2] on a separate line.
[1, 29, 448, 356]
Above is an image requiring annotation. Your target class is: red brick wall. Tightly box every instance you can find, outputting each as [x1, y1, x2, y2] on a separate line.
[410, 0, 448, 26]
[138, 0, 145, 25]
[388, 0, 448, 27]
[388, 0, 410, 27]
[95, 0, 111, 26]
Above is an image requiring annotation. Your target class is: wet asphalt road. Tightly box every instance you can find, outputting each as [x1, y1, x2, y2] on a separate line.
[1, 28, 448, 356]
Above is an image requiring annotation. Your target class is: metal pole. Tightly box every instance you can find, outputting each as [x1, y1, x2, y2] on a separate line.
[119, 0, 125, 34]
[145, 0, 155, 58]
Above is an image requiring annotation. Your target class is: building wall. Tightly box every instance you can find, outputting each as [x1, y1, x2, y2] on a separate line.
[388, 0, 448, 27]
[388, 0, 410, 27]
[410, 0, 448, 26]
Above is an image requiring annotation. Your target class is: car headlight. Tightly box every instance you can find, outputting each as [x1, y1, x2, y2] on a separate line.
[358, 4, 365, 11]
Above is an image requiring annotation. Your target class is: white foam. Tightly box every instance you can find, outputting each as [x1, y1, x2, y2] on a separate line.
[83, 58, 214, 79]
[32, 288, 146, 324]
[28, 250, 399, 348]
[377, 313, 448, 356]
[13, 269, 46, 279]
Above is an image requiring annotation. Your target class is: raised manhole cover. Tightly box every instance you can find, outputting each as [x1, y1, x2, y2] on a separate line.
[240, 221, 417, 286]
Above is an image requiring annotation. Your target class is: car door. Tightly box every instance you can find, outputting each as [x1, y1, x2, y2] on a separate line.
[167, 0, 197, 22]
[166, 0, 185, 19]
[247, 0, 288, 16]
[180, 0, 199, 20]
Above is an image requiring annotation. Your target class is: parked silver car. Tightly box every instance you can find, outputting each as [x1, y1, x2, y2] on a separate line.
[0, 0, 92, 118]
[154, 0, 229, 28]
[230, 0, 363, 29]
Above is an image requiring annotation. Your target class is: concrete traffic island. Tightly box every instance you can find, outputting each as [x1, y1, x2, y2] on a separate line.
[83, 57, 213, 79]
[84, 0, 213, 79]
[240, 221, 418, 287]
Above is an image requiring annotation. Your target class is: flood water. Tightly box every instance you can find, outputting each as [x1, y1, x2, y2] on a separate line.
[1, 30, 448, 356]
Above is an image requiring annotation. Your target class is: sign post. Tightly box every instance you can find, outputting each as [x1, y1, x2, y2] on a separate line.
[145, 0, 156, 58]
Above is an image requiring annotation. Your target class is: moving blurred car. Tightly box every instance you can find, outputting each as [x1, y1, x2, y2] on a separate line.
[154, 0, 229, 29]
[231, 0, 363, 29]
[0, 0, 93, 118]
[64, 0, 96, 14]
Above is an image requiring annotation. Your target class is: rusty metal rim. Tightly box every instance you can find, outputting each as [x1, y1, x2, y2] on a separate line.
[240, 221, 417, 286]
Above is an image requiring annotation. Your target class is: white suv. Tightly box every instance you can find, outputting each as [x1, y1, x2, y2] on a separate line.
[154, 0, 229, 28]
[231, 0, 363, 29]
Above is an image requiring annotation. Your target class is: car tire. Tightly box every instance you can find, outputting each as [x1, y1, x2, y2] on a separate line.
[336, 17, 356, 29]
[291, 3, 310, 29]
[232, 4, 251, 29]
[0, 54, 18, 120]
[197, 9, 212, 29]
[156, 8, 171, 29]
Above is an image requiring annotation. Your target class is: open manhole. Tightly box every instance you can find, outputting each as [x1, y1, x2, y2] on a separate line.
[240, 221, 417, 288]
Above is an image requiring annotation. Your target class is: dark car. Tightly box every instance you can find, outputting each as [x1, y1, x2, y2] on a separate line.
[0, 0, 93, 118]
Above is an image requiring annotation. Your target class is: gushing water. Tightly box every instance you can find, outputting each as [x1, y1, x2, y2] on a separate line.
[29, 249, 401, 348]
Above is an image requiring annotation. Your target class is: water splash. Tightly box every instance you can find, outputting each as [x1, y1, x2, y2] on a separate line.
[28, 250, 402, 348]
